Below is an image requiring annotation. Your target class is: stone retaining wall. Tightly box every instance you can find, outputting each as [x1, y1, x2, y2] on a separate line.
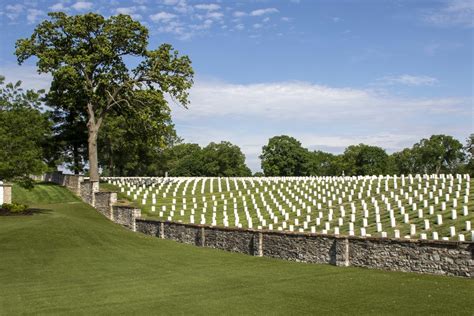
[113, 206, 141, 231]
[95, 191, 117, 219]
[136, 218, 473, 277]
[44, 172, 83, 195]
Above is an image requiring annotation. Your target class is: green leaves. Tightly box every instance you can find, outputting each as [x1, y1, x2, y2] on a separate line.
[16, 12, 194, 181]
[260, 135, 308, 176]
[0, 77, 51, 185]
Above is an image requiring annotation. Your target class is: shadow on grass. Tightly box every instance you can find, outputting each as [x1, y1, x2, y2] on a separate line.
[35, 181, 61, 186]
[0, 208, 53, 217]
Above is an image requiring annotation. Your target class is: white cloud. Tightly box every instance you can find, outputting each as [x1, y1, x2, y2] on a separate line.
[378, 74, 439, 86]
[71, 1, 93, 11]
[26, 9, 44, 24]
[150, 11, 176, 22]
[114, 7, 143, 20]
[233, 11, 247, 18]
[163, 0, 180, 5]
[5, 4, 24, 21]
[195, 4, 220, 11]
[49, 3, 68, 11]
[423, 0, 474, 27]
[250, 8, 279, 16]
[173, 0, 192, 14]
[174, 79, 467, 122]
[253, 23, 262, 29]
[206, 11, 223, 20]
[172, 79, 470, 171]
[235, 23, 244, 30]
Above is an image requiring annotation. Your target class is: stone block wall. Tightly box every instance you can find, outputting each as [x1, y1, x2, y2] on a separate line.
[348, 237, 473, 277]
[44, 172, 83, 195]
[112, 206, 141, 231]
[205, 227, 258, 255]
[95, 192, 117, 219]
[135, 218, 473, 277]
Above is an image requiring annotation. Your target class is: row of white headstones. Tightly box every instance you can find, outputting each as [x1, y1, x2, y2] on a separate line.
[104, 174, 473, 241]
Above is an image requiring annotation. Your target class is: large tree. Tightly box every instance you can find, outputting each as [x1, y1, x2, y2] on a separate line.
[303, 150, 340, 176]
[201, 141, 252, 177]
[412, 134, 464, 174]
[260, 135, 308, 176]
[341, 144, 388, 176]
[165, 143, 203, 176]
[0, 76, 51, 187]
[16, 12, 193, 182]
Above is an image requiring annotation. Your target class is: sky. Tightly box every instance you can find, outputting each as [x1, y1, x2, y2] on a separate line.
[0, 0, 473, 172]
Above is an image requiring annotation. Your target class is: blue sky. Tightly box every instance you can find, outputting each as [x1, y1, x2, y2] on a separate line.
[0, 0, 472, 172]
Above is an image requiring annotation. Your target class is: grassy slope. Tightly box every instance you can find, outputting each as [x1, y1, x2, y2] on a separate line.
[0, 184, 472, 315]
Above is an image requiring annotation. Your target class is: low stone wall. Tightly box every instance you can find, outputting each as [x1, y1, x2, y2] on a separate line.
[43, 172, 139, 232]
[348, 237, 473, 277]
[79, 181, 99, 206]
[113, 206, 141, 232]
[95, 191, 117, 219]
[136, 218, 473, 277]
[44, 172, 84, 195]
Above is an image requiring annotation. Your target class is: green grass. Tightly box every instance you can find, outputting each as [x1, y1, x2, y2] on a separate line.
[0, 183, 473, 315]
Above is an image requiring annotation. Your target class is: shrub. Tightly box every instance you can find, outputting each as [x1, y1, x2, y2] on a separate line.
[1, 202, 29, 213]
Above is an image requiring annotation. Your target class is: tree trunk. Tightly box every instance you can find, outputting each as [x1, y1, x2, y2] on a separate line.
[86, 101, 103, 182]
[88, 124, 100, 182]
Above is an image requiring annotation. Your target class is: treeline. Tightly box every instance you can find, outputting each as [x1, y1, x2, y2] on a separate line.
[1, 76, 473, 184]
[101, 142, 251, 177]
[260, 135, 473, 177]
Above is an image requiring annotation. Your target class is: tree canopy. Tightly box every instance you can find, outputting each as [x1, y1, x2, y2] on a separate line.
[260, 135, 308, 176]
[16, 12, 194, 181]
[0, 76, 51, 187]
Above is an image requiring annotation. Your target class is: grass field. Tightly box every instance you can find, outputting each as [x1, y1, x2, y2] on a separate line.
[0, 183, 473, 315]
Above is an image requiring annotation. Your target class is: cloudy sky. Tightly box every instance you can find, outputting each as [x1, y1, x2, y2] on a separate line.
[0, 0, 472, 172]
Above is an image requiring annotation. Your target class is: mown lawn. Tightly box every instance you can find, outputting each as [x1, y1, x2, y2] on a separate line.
[0, 184, 472, 315]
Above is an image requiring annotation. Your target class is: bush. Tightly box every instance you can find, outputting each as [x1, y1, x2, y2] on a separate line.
[1, 202, 29, 213]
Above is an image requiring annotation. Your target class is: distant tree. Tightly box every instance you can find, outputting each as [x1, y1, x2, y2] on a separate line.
[303, 150, 339, 176]
[253, 172, 264, 177]
[165, 143, 203, 176]
[260, 135, 308, 176]
[0, 76, 51, 187]
[16, 12, 193, 182]
[413, 135, 464, 174]
[389, 148, 418, 175]
[341, 144, 388, 176]
[200, 141, 252, 177]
